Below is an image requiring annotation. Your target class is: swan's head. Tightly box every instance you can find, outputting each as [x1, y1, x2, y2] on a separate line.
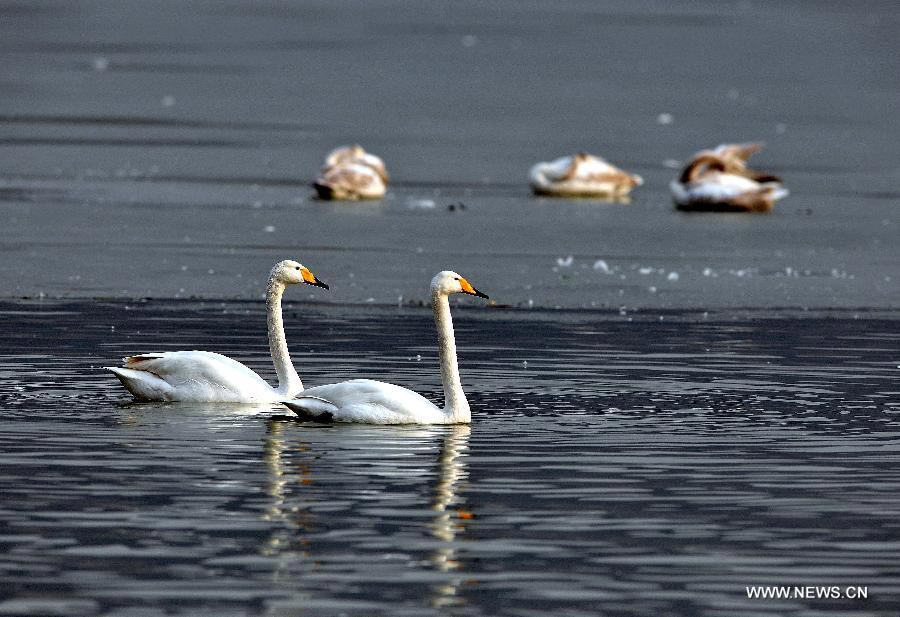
[431, 271, 489, 299]
[271, 260, 329, 289]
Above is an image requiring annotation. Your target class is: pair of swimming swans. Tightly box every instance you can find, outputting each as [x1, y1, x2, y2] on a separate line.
[106, 260, 489, 425]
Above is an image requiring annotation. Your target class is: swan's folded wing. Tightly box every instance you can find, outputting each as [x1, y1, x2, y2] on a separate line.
[283, 395, 339, 420]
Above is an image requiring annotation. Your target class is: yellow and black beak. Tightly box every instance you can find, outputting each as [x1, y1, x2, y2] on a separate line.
[459, 277, 489, 299]
[301, 268, 329, 290]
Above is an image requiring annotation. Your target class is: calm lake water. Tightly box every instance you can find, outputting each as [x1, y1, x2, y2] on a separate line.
[1, 301, 898, 616]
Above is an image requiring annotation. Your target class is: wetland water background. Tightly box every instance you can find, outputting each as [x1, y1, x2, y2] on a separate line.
[1, 1, 899, 615]
[1, 302, 899, 616]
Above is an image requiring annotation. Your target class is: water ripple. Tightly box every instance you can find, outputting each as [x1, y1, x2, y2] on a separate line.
[0, 301, 898, 616]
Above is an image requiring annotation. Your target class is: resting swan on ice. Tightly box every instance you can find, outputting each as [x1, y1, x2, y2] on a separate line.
[670, 143, 787, 212]
[529, 152, 642, 199]
[314, 144, 388, 200]
[106, 260, 329, 402]
[282, 271, 489, 424]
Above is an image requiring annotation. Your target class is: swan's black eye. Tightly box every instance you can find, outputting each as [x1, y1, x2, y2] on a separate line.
[295, 267, 300, 270]
[454, 277, 459, 281]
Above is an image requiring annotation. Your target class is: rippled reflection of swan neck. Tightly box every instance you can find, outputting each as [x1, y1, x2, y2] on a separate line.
[432, 425, 471, 543]
[282, 271, 489, 424]
[105, 260, 329, 402]
[429, 425, 472, 609]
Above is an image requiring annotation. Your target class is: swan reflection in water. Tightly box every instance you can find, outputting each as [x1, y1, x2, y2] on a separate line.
[262, 419, 473, 611]
[427, 424, 472, 608]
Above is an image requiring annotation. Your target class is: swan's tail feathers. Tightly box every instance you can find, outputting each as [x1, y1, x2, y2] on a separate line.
[669, 180, 689, 205]
[766, 186, 790, 201]
[283, 396, 338, 422]
[105, 366, 174, 401]
[124, 353, 165, 367]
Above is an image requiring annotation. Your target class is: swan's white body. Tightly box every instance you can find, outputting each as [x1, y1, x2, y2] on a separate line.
[283, 271, 488, 424]
[670, 173, 788, 204]
[105, 260, 328, 403]
[288, 379, 455, 424]
[671, 145, 788, 212]
[530, 152, 642, 198]
[314, 144, 388, 200]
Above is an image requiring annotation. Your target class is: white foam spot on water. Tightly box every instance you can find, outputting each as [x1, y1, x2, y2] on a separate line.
[662, 158, 681, 169]
[556, 256, 574, 268]
[593, 259, 612, 274]
[667, 271, 680, 281]
[263, 225, 275, 233]
[161, 95, 176, 107]
[461, 35, 477, 47]
[92, 56, 109, 71]
[656, 113, 673, 125]
[406, 198, 435, 209]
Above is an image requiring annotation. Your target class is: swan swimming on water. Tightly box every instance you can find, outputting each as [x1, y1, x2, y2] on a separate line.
[529, 152, 643, 199]
[314, 144, 388, 200]
[671, 143, 787, 212]
[105, 260, 329, 403]
[282, 271, 489, 424]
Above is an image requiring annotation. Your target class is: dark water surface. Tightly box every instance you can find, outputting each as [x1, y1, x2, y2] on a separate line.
[1, 300, 898, 616]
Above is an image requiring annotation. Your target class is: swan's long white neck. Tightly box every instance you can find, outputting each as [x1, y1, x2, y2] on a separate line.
[266, 276, 302, 396]
[432, 289, 470, 423]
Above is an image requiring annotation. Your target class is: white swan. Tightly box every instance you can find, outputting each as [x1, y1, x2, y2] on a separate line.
[529, 152, 643, 198]
[313, 144, 388, 200]
[105, 260, 329, 402]
[670, 147, 788, 212]
[282, 271, 489, 424]
[323, 144, 389, 182]
[313, 162, 387, 200]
